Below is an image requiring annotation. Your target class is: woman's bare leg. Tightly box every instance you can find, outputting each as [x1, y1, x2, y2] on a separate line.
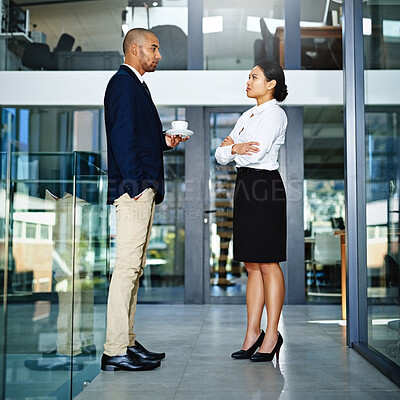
[258, 262, 285, 353]
[241, 262, 264, 350]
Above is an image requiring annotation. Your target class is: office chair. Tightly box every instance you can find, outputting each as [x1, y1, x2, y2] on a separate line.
[307, 232, 341, 293]
[21, 43, 57, 70]
[54, 33, 75, 53]
[330, 217, 345, 230]
[259, 18, 279, 63]
[254, 38, 268, 65]
[150, 25, 187, 70]
[22, 33, 75, 70]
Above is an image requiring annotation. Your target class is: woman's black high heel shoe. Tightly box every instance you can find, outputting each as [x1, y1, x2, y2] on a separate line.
[231, 330, 265, 359]
[250, 331, 283, 362]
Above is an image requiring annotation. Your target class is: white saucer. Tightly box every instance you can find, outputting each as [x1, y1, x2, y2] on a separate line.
[165, 128, 194, 138]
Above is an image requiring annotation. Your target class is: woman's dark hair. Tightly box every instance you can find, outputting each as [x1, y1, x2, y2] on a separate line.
[255, 61, 288, 102]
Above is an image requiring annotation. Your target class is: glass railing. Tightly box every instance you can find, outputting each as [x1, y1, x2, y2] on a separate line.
[0, 151, 108, 399]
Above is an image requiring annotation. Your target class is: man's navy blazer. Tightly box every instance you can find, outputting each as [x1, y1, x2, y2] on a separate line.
[104, 65, 170, 205]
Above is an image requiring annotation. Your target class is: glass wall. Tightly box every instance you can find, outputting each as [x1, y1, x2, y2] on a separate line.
[0, 0, 350, 72]
[0, 150, 7, 397]
[363, 0, 400, 69]
[363, 0, 400, 372]
[202, 0, 345, 71]
[365, 107, 400, 366]
[303, 106, 344, 303]
[203, 0, 284, 70]
[1, 151, 108, 399]
[0, 106, 103, 156]
[0, 0, 188, 71]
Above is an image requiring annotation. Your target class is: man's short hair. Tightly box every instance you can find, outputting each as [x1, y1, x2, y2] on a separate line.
[123, 28, 154, 54]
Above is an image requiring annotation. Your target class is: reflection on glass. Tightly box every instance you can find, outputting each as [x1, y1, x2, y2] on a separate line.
[365, 109, 400, 367]
[363, 1, 400, 69]
[1, 0, 188, 71]
[2, 152, 108, 399]
[71, 153, 109, 392]
[209, 112, 246, 297]
[0, 107, 103, 159]
[303, 106, 344, 303]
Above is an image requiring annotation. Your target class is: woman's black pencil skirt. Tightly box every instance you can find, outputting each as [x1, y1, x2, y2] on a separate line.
[233, 168, 287, 263]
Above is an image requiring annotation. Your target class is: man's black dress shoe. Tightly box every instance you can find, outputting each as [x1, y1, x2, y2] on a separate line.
[81, 344, 97, 357]
[43, 344, 96, 359]
[25, 355, 83, 371]
[231, 330, 265, 359]
[128, 340, 166, 361]
[101, 353, 160, 371]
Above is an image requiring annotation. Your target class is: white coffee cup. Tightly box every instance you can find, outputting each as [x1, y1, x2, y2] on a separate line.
[171, 120, 188, 130]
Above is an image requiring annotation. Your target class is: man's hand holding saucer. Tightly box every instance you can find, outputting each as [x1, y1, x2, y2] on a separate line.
[165, 120, 194, 148]
[165, 133, 189, 148]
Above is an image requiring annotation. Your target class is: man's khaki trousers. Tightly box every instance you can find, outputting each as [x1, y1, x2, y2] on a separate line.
[104, 189, 156, 356]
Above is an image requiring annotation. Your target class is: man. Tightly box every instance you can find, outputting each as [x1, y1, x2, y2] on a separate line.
[102, 28, 187, 371]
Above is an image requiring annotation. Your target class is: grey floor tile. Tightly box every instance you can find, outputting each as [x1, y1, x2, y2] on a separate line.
[174, 389, 285, 400]
[74, 304, 400, 400]
[279, 390, 400, 400]
[84, 367, 185, 391]
[78, 388, 177, 400]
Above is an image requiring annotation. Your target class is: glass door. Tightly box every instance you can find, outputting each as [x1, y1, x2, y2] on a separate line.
[361, 0, 400, 376]
[365, 109, 400, 365]
[205, 109, 247, 303]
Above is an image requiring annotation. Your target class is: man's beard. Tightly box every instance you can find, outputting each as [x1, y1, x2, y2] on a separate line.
[145, 63, 157, 72]
[140, 51, 157, 72]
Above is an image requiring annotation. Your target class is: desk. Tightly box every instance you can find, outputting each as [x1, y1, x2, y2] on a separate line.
[0, 32, 32, 60]
[275, 26, 342, 67]
[0, 32, 32, 43]
[334, 229, 346, 319]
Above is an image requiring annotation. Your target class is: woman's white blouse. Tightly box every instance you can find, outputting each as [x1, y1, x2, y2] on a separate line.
[215, 99, 287, 170]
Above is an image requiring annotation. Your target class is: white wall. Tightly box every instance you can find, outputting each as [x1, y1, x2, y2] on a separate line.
[0, 70, 399, 107]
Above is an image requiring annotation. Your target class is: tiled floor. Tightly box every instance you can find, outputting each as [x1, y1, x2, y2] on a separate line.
[76, 304, 400, 400]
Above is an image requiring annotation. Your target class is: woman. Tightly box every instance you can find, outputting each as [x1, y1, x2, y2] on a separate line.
[215, 61, 288, 362]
